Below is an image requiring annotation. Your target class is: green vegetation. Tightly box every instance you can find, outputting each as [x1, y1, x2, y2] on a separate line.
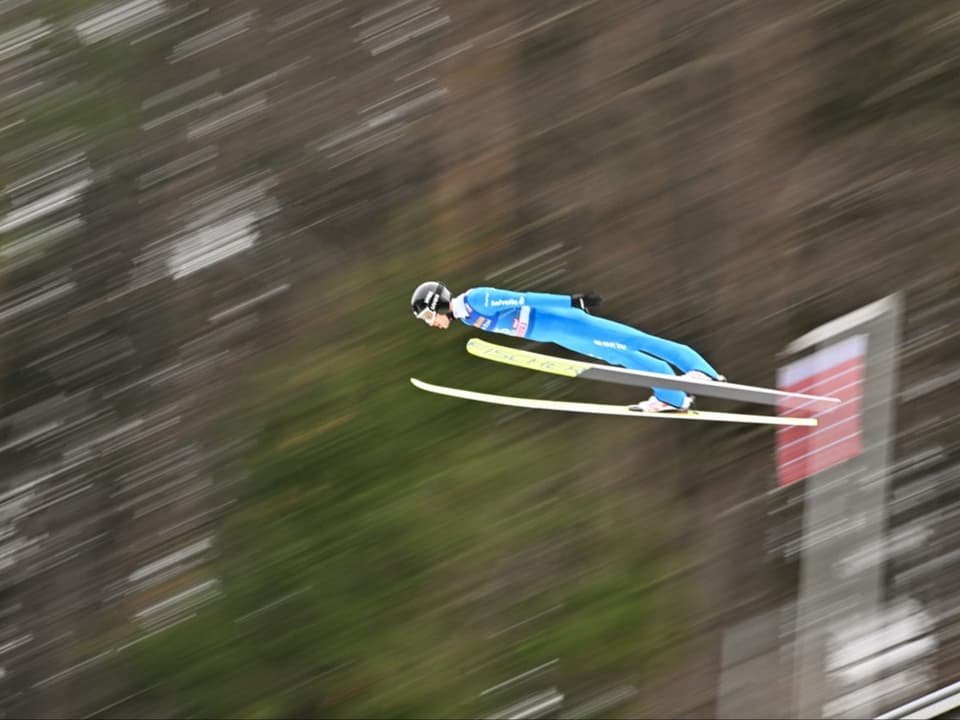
[123, 245, 696, 718]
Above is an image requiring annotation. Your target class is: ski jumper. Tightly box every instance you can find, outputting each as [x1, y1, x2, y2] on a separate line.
[451, 287, 720, 408]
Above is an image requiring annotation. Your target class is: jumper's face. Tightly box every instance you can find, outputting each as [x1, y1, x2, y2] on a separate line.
[431, 312, 451, 329]
[416, 308, 451, 329]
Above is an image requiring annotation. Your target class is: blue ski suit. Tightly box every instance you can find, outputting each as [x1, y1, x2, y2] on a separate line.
[451, 287, 721, 408]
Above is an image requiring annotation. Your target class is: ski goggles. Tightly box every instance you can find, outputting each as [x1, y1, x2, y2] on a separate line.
[416, 307, 437, 325]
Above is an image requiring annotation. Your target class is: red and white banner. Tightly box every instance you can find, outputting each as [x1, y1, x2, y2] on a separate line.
[775, 334, 867, 486]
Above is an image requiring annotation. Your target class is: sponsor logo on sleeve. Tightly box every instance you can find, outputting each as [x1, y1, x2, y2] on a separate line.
[512, 305, 531, 337]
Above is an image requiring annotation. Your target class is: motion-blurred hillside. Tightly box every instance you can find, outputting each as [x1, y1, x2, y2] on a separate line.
[1, 1, 959, 718]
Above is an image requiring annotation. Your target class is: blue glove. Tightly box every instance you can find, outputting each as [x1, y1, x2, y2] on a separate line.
[571, 292, 603, 313]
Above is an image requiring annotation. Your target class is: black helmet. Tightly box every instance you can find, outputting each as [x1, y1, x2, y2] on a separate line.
[411, 281, 452, 319]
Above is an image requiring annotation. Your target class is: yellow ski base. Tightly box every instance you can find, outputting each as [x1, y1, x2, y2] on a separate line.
[411, 378, 817, 427]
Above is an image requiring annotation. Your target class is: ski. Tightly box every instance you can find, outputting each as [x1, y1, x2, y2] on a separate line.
[410, 378, 818, 426]
[465, 338, 839, 410]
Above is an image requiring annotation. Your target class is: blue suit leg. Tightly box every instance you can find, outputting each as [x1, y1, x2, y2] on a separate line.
[597, 346, 690, 407]
[528, 308, 719, 407]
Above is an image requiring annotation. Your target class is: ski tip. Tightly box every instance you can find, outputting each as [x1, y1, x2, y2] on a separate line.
[806, 394, 842, 404]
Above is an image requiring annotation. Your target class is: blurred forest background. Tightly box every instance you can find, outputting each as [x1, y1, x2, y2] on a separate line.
[2, 0, 960, 718]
